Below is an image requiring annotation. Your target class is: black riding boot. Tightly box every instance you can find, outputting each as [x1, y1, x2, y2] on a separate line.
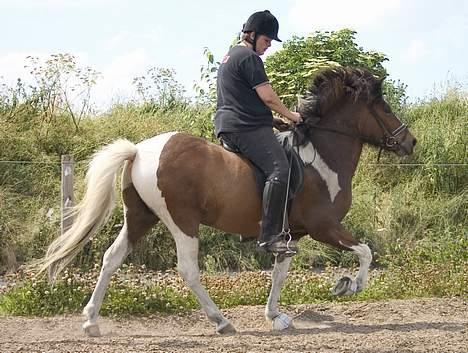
[257, 180, 298, 255]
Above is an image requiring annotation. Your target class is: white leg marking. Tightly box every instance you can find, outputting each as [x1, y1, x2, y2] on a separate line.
[299, 142, 341, 202]
[83, 159, 138, 336]
[131, 132, 234, 333]
[350, 243, 372, 291]
[83, 224, 131, 336]
[334, 242, 372, 296]
[266, 256, 293, 330]
[172, 230, 233, 332]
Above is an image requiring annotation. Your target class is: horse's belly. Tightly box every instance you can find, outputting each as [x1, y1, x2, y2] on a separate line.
[204, 191, 262, 237]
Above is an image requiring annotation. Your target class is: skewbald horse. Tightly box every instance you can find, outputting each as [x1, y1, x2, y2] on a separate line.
[34, 67, 416, 336]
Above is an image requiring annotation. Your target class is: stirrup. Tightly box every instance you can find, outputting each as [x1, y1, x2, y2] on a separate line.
[258, 233, 298, 256]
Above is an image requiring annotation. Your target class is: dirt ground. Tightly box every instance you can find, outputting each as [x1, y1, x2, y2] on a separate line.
[0, 298, 466, 353]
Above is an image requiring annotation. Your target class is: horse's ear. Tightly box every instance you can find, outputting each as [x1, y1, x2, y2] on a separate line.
[373, 76, 385, 97]
[376, 77, 385, 92]
[378, 77, 385, 87]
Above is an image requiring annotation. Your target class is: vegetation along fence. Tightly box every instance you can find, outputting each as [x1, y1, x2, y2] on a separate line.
[0, 157, 465, 274]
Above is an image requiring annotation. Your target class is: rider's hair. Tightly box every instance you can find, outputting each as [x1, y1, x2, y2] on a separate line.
[240, 31, 255, 45]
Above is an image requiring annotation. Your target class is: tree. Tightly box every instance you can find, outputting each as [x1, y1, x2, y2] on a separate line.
[196, 29, 407, 111]
[193, 47, 219, 105]
[264, 29, 390, 108]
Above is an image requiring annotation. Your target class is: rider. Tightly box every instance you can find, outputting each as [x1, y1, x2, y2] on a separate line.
[214, 10, 302, 254]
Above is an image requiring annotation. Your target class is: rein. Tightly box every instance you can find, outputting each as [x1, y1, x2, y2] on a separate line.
[300, 102, 408, 154]
[304, 123, 359, 140]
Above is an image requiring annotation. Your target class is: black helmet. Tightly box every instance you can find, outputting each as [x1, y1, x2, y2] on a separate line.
[242, 10, 281, 42]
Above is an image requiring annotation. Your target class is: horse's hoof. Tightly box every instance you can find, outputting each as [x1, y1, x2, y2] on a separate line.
[217, 320, 237, 334]
[332, 276, 355, 296]
[272, 313, 292, 331]
[83, 322, 101, 337]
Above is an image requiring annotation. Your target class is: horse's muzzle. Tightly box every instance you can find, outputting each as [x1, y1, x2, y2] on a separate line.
[396, 134, 417, 156]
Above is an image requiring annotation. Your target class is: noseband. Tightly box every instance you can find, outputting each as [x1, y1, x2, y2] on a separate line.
[368, 103, 408, 151]
[302, 100, 408, 152]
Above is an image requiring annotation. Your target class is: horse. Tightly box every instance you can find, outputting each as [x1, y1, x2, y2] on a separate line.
[33, 67, 416, 336]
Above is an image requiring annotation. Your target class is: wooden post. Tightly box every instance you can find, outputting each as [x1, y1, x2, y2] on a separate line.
[61, 155, 74, 235]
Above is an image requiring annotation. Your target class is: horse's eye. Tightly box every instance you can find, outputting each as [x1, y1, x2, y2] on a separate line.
[383, 103, 392, 114]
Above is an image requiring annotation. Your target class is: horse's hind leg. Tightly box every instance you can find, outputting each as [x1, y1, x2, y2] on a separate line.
[170, 226, 236, 334]
[310, 222, 372, 296]
[82, 223, 131, 336]
[83, 164, 158, 336]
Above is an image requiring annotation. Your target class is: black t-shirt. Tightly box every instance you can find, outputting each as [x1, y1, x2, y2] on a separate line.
[214, 45, 273, 136]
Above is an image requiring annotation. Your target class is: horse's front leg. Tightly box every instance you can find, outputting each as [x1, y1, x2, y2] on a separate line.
[331, 241, 372, 296]
[309, 222, 372, 296]
[265, 255, 294, 330]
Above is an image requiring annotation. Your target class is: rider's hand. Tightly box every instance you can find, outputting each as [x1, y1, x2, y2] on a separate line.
[273, 117, 291, 131]
[289, 112, 303, 124]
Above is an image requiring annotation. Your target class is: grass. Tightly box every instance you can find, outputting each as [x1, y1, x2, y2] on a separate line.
[1, 252, 466, 317]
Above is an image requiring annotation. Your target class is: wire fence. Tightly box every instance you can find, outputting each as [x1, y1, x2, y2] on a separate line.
[1, 158, 466, 230]
[1, 159, 466, 167]
[1, 158, 466, 271]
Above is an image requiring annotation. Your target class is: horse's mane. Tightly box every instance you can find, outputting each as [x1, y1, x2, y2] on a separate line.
[298, 67, 383, 120]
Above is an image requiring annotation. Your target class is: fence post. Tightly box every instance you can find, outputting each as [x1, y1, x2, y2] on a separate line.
[61, 155, 74, 235]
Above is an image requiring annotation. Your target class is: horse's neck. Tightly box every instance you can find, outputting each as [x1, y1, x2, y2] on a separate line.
[299, 132, 363, 186]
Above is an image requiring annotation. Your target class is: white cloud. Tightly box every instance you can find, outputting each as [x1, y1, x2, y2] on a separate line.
[402, 39, 428, 64]
[93, 49, 152, 108]
[104, 27, 163, 51]
[0, 52, 32, 85]
[0, 0, 130, 10]
[0, 51, 91, 84]
[0, 50, 150, 110]
[105, 32, 135, 51]
[288, 0, 401, 32]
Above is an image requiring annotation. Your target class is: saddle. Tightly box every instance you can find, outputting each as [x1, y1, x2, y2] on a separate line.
[221, 131, 305, 202]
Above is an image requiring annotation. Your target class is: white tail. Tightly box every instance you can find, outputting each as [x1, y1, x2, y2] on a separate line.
[33, 139, 138, 280]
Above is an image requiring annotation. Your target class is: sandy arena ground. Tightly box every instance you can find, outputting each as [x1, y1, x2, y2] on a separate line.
[0, 297, 466, 353]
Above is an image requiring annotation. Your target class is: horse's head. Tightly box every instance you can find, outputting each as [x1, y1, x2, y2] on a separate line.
[297, 67, 417, 156]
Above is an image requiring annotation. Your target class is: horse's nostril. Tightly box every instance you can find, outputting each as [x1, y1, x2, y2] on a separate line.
[413, 138, 417, 146]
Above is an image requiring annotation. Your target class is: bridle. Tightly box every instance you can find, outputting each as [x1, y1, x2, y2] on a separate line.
[300, 100, 409, 152]
[368, 103, 408, 151]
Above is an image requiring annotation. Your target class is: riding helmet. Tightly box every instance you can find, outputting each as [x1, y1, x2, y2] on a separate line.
[242, 10, 282, 42]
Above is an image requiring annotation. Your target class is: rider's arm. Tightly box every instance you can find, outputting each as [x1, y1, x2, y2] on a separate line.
[255, 83, 302, 123]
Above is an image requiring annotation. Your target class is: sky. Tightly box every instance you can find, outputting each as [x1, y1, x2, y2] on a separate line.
[0, 0, 466, 109]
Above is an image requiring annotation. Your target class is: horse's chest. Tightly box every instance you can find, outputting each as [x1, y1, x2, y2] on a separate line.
[300, 144, 341, 203]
